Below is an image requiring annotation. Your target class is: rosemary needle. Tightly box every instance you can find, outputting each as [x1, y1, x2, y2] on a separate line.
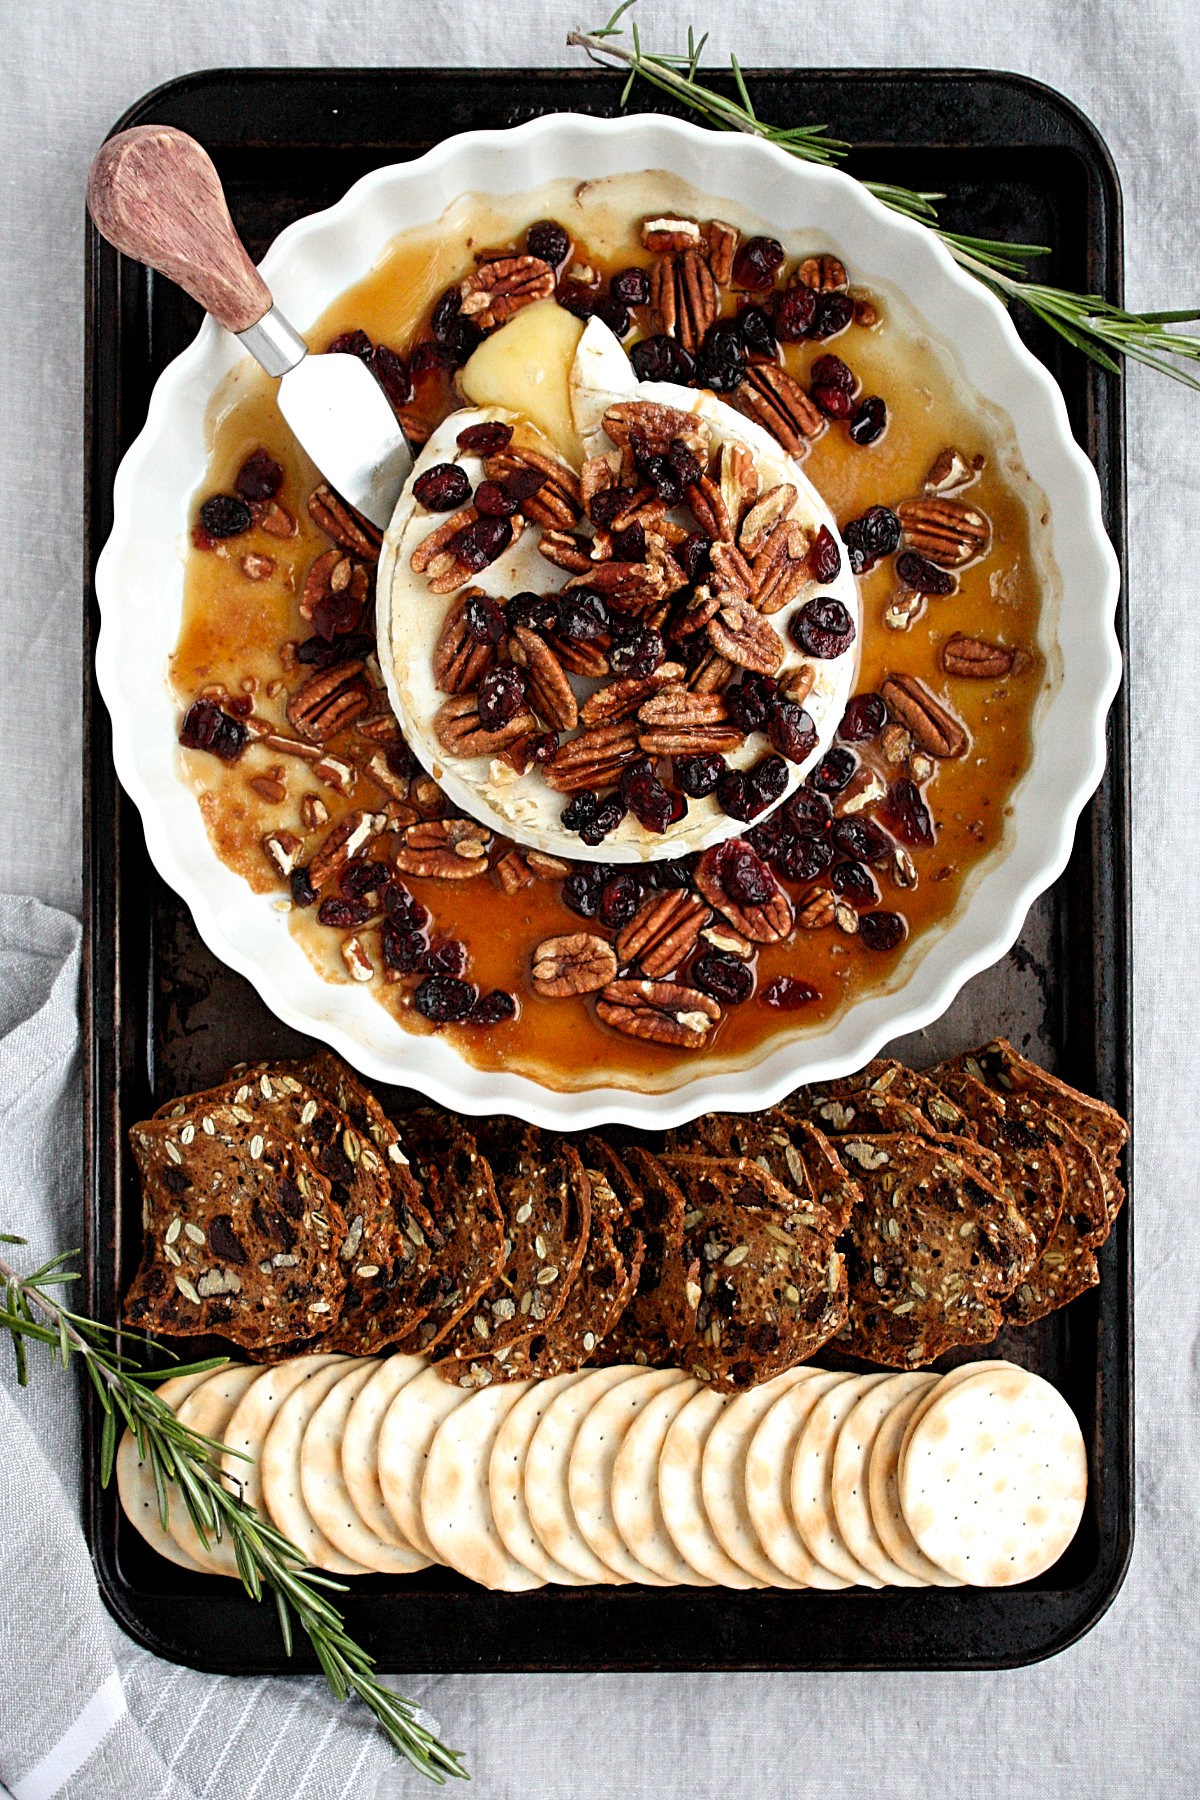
[570, 5, 1200, 389]
[0, 1234, 468, 1786]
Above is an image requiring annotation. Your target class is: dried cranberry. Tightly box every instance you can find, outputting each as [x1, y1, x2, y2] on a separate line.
[773, 833, 835, 883]
[587, 489, 629, 530]
[430, 289, 463, 343]
[620, 758, 678, 835]
[456, 422, 513, 456]
[384, 739, 418, 781]
[721, 841, 776, 907]
[809, 747, 857, 795]
[811, 384, 855, 420]
[842, 506, 902, 573]
[526, 219, 570, 265]
[726, 672, 779, 735]
[766, 701, 818, 763]
[289, 866, 316, 908]
[326, 328, 374, 359]
[774, 287, 818, 341]
[234, 449, 284, 502]
[609, 626, 664, 679]
[593, 294, 632, 338]
[694, 319, 745, 394]
[883, 777, 935, 847]
[809, 525, 842, 584]
[611, 266, 652, 307]
[414, 976, 477, 1023]
[502, 466, 549, 508]
[340, 857, 389, 899]
[667, 437, 704, 489]
[737, 305, 776, 354]
[385, 881, 427, 930]
[452, 516, 512, 572]
[791, 596, 855, 659]
[474, 480, 520, 519]
[478, 665, 527, 728]
[784, 788, 832, 834]
[410, 339, 454, 374]
[382, 923, 428, 972]
[318, 896, 371, 929]
[732, 236, 785, 291]
[692, 953, 753, 1005]
[675, 752, 726, 798]
[446, 318, 483, 367]
[673, 533, 711, 583]
[197, 495, 252, 539]
[831, 859, 880, 907]
[896, 551, 956, 595]
[810, 354, 855, 393]
[717, 770, 757, 823]
[562, 866, 608, 919]
[561, 790, 598, 835]
[207, 1215, 246, 1264]
[747, 813, 787, 860]
[370, 343, 413, 409]
[463, 594, 506, 645]
[557, 588, 610, 643]
[556, 280, 597, 320]
[421, 938, 468, 978]
[859, 911, 907, 952]
[506, 592, 559, 634]
[179, 698, 247, 763]
[468, 989, 517, 1025]
[612, 521, 648, 564]
[580, 796, 627, 847]
[849, 396, 887, 445]
[838, 693, 888, 741]
[643, 455, 684, 508]
[832, 817, 892, 864]
[413, 463, 471, 511]
[600, 873, 642, 928]
[760, 975, 821, 1009]
[751, 754, 789, 810]
[811, 292, 854, 338]
[644, 855, 695, 890]
[526, 732, 559, 765]
[312, 590, 365, 643]
[630, 335, 696, 384]
[295, 630, 373, 671]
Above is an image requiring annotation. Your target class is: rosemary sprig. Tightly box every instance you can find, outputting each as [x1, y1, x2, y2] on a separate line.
[570, 5, 1200, 389]
[0, 1233, 468, 1787]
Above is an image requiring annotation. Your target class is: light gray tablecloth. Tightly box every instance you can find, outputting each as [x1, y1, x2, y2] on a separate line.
[1, 2, 1196, 1795]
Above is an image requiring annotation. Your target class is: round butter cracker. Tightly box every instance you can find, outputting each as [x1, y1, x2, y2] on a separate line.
[700, 1367, 815, 1588]
[524, 1365, 642, 1583]
[116, 1365, 225, 1574]
[301, 1359, 430, 1575]
[659, 1387, 765, 1587]
[489, 1370, 593, 1585]
[568, 1366, 687, 1584]
[169, 1363, 268, 1575]
[745, 1369, 851, 1588]
[341, 1352, 428, 1551]
[791, 1372, 891, 1587]
[422, 1381, 544, 1590]
[261, 1360, 371, 1575]
[831, 1371, 933, 1587]
[611, 1376, 712, 1586]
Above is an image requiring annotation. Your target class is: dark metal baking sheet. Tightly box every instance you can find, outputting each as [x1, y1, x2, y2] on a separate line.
[83, 66, 1132, 1673]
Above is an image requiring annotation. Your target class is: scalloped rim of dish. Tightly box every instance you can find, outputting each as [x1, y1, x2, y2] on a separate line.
[94, 112, 1121, 1129]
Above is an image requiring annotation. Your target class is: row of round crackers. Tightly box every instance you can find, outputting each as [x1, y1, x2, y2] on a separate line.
[116, 1354, 1087, 1590]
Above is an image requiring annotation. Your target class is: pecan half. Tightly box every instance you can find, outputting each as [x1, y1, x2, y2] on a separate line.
[433, 692, 538, 758]
[739, 485, 798, 560]
[650, 249, 718, 351]
[308, 485, 382, 559]
[543, 721, 641, 793]
[897, 498, 990, 568]
[707, 221, 739, 286]
[262, 829, 302, 878]
[641, 216, 704, 252]
[924, 447, 978, 495]
[484, 447, 582, 528]
[538, 529, 594, 574]
[287, 663, 372, 742]
[531, 933, 618, 997]
[579, 664, 685, 727]
[601, 402, 710, 460]
[363, 750, 411, 801]
[686, 474, 734, 543]
[792, 255, 848, 292]
[687, 649, 737, 695]
[716, 440, 760, 529]
[797, 887, 836, 929]
[595, 979, 721, 1049]
[779, 663, 816, 705]
[941, 634, 1031, 679]
[708, 594, 785, 674]
[459, 255, 555, 329]
[696, 845, 793, 943]
[615, 891, 711, 979]
[258, 501, 296, 539]
[881, 673, 968, 758]
[526, 850, 572, 880]
[634, 687, 744, 755]
[308, 809, 386, 887]
[709, 541, 755, 601]
[546, 634, 609, 680]
[393, 817, 491, 878]
[432, 590, 497, 694]
[566, 559, 671, 616]
[735, 366, 825, 455]
[300, 550, 339, 620]
[495, 849, 534, 894]
[508, 627, 578, 731]
[410, 506, 477, 575]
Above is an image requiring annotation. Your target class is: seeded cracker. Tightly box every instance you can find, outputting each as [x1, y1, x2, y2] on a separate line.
[431, 1121, 591, 1383]
[665, 1111, 859, 1239]
[929, 1067, 1066, 1262]
[834, 1133, 1027, 1367]
[786, 1059, 972, 1138]
[659, 1155, 848, 1388]
[394, 1110, 506, 1353]
[124, 1111, 345, 1349]
[592, 1148, 700, 1366]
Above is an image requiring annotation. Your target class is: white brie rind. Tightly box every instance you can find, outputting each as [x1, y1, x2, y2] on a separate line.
[377, 320, 860, 865]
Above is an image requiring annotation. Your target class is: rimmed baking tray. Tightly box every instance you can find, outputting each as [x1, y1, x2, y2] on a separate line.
[83, 65, 1131, 1672]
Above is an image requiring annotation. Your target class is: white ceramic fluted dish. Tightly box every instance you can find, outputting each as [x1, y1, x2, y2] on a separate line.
[94, 113, 1121, 1129]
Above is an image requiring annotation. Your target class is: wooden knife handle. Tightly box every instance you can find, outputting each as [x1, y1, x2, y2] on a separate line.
[87, 125, 272, 334]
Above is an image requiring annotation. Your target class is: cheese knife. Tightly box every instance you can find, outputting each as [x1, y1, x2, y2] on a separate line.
[86, 125, 414, 528]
